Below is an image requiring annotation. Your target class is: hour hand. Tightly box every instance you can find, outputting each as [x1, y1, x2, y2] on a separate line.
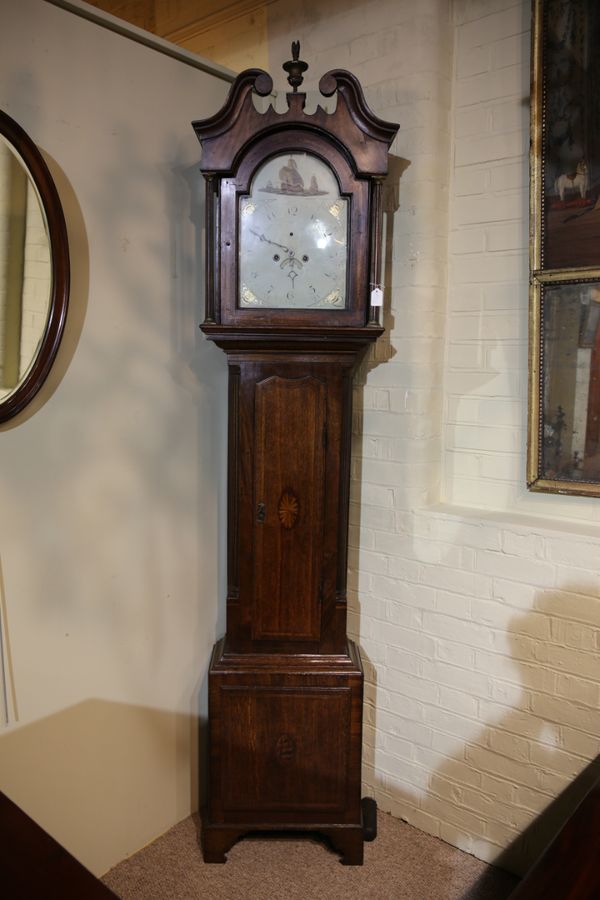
[250, 229, 289, 252]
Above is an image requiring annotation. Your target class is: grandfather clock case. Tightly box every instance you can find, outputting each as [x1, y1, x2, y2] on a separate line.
[193, 47, 398, 865]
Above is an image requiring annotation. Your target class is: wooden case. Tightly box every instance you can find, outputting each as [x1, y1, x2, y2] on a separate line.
[202, 639, 365, 865]
[193, 49, 398, 865]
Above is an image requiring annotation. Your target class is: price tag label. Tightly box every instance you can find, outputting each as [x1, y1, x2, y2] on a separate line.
[370, 287, 383, 307]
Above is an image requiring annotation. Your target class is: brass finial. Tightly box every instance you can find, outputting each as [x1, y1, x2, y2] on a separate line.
[283, 40, 308, 92]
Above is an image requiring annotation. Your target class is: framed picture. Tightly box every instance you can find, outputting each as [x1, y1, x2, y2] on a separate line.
[529, 0, 600, 495]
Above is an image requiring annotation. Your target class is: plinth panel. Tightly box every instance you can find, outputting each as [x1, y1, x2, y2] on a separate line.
[206, 640, 364, 832]
[221, 685, 350, 813]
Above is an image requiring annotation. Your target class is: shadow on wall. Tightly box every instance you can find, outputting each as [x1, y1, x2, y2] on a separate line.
[0, 698, 200, 877]
[361, 588, 600, 894]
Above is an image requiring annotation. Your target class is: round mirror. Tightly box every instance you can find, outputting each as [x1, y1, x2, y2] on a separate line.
[0, 110, 69, 423]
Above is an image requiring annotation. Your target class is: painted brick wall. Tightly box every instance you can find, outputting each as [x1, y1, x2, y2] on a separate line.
[436, 1, 600, 869]
[447, 0, 594, 524]
[263, 0, 600, 873]
[447, 0, 600, 524]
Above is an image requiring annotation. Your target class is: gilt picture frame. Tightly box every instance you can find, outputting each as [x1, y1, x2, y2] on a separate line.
[529, 0, 600, 495]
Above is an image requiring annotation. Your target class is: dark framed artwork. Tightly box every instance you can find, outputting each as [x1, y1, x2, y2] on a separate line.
[529, 0, 600, 495]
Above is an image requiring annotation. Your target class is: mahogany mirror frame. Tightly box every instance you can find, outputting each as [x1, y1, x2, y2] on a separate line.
[0, 110, 69, 424]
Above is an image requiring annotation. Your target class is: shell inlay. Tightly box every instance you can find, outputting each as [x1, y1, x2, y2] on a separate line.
[278, 490, 300, 528]
[275, 733, 296, 762]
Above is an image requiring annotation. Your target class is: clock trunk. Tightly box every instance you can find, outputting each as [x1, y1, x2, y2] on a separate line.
[226, 353, 355, 656]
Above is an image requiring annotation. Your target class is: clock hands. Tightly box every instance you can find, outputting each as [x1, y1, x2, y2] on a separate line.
[250, 229, 290, 253]
[250, 229, 306, 289]
[247, 221, 342, 302]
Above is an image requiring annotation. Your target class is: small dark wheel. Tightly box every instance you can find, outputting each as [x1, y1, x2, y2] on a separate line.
[362, 797, 377, 842]
[274, 254, 280, 261]
[302, 255, 309, 262]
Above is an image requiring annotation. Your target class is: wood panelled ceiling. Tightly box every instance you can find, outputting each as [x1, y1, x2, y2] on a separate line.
[85, 0, 268, 44]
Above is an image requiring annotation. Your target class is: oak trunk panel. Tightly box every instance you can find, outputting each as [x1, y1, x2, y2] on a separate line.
[228, 355, 356, 656]
[253, 375, 326, 641]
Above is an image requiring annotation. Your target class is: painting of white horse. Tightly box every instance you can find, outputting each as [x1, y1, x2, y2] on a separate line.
[555, 160, 589, 201]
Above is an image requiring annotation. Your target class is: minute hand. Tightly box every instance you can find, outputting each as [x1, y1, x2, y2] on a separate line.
[250, 229, 290, 252]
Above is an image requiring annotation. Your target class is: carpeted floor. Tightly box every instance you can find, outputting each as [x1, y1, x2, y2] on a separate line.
[103, 812, 520, 900]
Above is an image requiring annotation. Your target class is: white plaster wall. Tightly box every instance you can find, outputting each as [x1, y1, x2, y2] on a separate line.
[267, 0, 600, 874]
[0, 0, 230, 876]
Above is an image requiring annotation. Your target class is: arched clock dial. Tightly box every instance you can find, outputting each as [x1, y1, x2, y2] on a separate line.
[238, 152, 348, 309]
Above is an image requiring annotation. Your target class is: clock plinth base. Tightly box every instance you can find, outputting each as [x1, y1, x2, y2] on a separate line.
[202, 639, 366, 865]
[201, 820, 365, 866]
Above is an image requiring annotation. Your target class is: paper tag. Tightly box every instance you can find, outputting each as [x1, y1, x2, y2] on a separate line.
[370, 287, 383, 307]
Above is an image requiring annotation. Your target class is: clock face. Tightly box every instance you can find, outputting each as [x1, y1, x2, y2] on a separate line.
[238, 152, 348, 309]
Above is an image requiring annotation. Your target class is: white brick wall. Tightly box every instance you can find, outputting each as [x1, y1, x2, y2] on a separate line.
[356, 507, 600, 866]
[264, 0, 600, 875]
[447, 0, 600, 524]
[446, 0, 531, 516]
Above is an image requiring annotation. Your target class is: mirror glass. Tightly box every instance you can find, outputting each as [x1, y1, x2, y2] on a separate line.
[542, 280, 600, 483]
[0, 134, 52, 401]
[0, 111, 69, 423]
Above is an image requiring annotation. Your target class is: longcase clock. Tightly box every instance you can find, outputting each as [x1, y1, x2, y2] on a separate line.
[193, 44, 398, 866]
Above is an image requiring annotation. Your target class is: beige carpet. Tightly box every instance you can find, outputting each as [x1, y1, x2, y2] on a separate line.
[103, 812, 519, 900]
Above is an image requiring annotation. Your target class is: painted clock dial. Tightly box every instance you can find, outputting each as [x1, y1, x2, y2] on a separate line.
[238, 152, 348, 309]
